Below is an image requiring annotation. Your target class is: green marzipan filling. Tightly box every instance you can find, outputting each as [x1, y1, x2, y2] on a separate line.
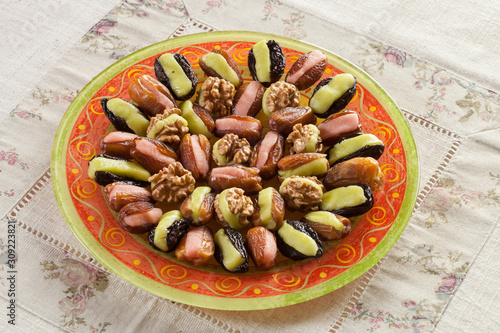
[278, 158, 328, 179]
[258, 187, 276, 230]
[320, 185, 366, 211]
[253, 40, 271, 83]
[304, 211, 346, 231]
[309, 73, 355, 114]
[278, 221, 318, 256]
[304, 125, 321, 153]
[88, 157, 151, 181]
[202, 53, 240, 87]
[328, 134, 383, 164]
[189, 186, 211, 222]
[214, 229, 245, 271]
[179, 101, 213, 138]
[154, 210, 183, 251]
[107, 98, 149, 136]
[158, 53, 192, 97]
[218, 190, 242, 230]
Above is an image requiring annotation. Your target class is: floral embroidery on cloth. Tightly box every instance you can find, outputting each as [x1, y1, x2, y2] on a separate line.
[41, 256, 111, 331]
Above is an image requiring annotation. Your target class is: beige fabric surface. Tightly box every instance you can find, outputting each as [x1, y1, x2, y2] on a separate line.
[1, 1, 499, 332]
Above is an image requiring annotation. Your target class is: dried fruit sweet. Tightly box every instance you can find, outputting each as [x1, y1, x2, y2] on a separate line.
[276, 220, 323, 260]
[286, 123, 323, 154]
[179, 133, 212, 181]
[250, 187, 285, 231]
[277, 153, 329, 181]
[88, 154, 151, 187]
[279, 176, 325, 211]
[154, 53, 197, 101]
[248, 39, 286, 87]
[104, 182, 155, 212]
[118, 201, 162, 234]
[214, 115, 263, 145]
[198, 77, 235, 119]
[301, 211, 351, 241]
[146, 108, 189, 146]
[249, 130, 284, 180]
[309, 73, 357, 118]
[175, 226, 215, 266]
[199, 46, 243, 88]
[268, 106, 317, 136]
[147, 210, 190, 252]
[214, 187, 254, 230]
[101, 98, 150, 136]
[231, 81, 266, 117]
[246, 226, 277, 271]
[317, 109, 363, 146]
[128, 74, 177, 117]
[261, 81, 300, 116]
[285, 50, 327, 90]
[179, 100, 215, 139]
[99, 131, 138, 160]
[323, 157, 384, 192]
[212, 133, 251, 167]
[214, 227, 249, 273]
[320, 184, 374, 217]
[148, 162, 195, 203]
[130, 137, 178, 174]
[326, 133, 385, 166]
[180, 186, 215, 226]
[207, 165, 262, 194]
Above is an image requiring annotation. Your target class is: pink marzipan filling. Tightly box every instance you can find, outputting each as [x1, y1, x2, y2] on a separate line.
[232, 81, 261, 116]
[103, 131, 137, 143]
[123, 207, 162, 227]
[191, 135, 209, 176]
[135, 139, 175, 165]
[286, 50, 327, 84]
[318, 113, 360, 139]
[256, 131, 278, 169]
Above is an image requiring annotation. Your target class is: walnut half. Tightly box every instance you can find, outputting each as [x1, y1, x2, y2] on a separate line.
[199, 77, 235, 118]
[147, 108, 189, 146]
[214, 187, 254, 230]
[279, 176, 325, 211]
[213, 133, 252, 166]
[149, 162, 195, 203]
[286, 123, 323, 154]
[262, 81, 300, 116]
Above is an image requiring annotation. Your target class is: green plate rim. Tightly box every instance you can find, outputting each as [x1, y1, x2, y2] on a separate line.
[51, 30, 419, 310]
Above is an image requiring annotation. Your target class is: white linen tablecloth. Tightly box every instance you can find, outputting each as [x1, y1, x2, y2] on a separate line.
[1, 1, 499, 332]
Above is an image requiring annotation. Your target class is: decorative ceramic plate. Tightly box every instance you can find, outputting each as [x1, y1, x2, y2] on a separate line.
[51, 31, 418, 310]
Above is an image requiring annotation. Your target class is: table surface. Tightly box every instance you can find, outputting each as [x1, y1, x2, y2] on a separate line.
[1, 1, 499, 332]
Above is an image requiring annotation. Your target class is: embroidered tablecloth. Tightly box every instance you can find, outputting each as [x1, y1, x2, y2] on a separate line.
[1, 1, 499, 332]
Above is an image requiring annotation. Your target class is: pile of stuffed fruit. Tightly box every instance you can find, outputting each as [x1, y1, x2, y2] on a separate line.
[88, 39, 385, 273]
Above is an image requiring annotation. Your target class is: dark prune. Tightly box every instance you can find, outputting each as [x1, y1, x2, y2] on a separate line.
[309, 73, 357, 118]
[154, 53, 198, 101]
[148, 210, 190, 252]
[214, 227, 249, 273]
[248, 39, 286, 87]
[276, 220, 323, 260]
[320, 184, 374, 217]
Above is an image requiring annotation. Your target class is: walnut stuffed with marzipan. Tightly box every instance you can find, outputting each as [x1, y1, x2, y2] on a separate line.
[213, 133, 252, 166]
[286, 123, 323, 154]
[280, 176, 325, 211]
[199, 77, 235, 118]
[264, 81, 300, 114]
[214, 187, 254, 228]
[147, 108, 189, 145]
[149, 162, 195, 203]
